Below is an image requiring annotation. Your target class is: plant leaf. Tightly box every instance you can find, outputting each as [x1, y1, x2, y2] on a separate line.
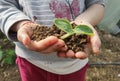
[3, 56, 13, 64]
[2, 49, 16, 64]
[73, 25, 94, 36]
[5, 49, 15, 56]
[54, 18, 73, 33]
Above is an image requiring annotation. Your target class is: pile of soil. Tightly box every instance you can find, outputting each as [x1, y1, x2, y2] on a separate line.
[31, 24, 88, 52]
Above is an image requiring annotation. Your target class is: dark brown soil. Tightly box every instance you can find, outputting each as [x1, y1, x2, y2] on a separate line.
[31, 24, 88, 52]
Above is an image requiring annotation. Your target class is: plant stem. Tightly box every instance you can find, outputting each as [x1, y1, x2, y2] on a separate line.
[60, 33, 74, 39]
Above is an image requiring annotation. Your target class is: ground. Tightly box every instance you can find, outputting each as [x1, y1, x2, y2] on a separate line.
[0, 27, 120, 81]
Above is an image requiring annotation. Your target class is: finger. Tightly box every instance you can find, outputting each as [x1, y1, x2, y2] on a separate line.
[17, 29, 31, 45]
[74, 44, 90, 59]
[91, 34, 101, 54]
[75, 51, 88, 59]
[57, 51, 67, 58]
[22, 33, 31, 45]
[40, 39, 67, 53]
[66, 50, 75, 58]
[25, 36, 58, 51]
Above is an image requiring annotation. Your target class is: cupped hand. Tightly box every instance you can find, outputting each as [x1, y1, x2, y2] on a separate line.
[57, 44, 91, 59]
[57, 21, 101, 59]
[17, 21, 67, 54]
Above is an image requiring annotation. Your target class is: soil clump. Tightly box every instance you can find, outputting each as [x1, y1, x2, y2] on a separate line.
[31, 24, 88, 52]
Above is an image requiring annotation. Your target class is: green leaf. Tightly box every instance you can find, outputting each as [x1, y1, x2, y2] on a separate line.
[3, 56, 13, 64]
[73, 25, 94, 36]
[2, 49, 16, 64]
[54, 18, 73, 33]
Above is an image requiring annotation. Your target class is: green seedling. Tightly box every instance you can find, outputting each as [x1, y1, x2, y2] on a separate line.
[54, 18, 94, 39]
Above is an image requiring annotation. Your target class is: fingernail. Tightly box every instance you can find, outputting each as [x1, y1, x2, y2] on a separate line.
[61, 45, 68, 51]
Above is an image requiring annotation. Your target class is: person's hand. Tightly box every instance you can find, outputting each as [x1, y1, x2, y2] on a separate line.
[14, 21, 67, 54]
[57, 21, 101, 59]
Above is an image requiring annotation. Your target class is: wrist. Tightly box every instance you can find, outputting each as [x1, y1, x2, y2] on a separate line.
[10, 20, 33, 32]
[73, 20, 91, 26]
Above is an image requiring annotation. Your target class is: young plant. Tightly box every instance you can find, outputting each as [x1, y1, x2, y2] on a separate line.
[54, 18, 94, 39]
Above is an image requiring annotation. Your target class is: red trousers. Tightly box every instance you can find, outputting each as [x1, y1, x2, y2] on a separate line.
[16, 56, 89, 81]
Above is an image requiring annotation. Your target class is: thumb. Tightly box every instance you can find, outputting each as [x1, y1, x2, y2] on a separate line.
[21, 34, 31, 45]
[91, 35, 101, 55]
[18, 30, 31, 45]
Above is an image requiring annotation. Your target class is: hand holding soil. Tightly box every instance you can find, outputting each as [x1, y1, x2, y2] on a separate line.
[31, 18, 100, 59]
[17, 21, 67, 54]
